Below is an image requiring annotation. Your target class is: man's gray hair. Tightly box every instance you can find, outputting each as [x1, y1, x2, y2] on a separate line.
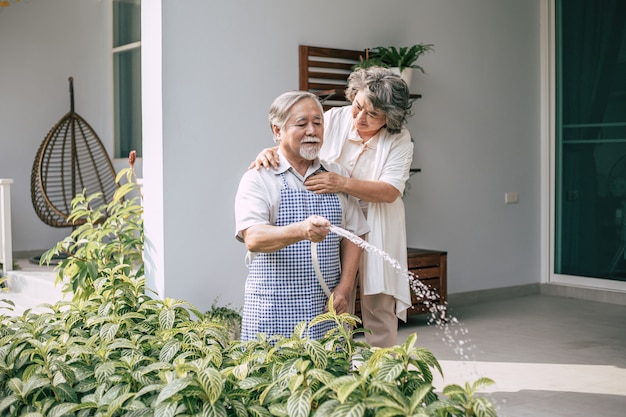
[268, 91, 323, 137]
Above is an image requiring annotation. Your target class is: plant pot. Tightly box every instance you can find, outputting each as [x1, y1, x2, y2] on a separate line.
[390, 67, 413, 90]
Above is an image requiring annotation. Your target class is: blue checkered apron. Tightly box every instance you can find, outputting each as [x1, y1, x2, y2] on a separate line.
[242, 172, 342, 341]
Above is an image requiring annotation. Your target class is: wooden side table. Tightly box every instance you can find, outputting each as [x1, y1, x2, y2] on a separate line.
[354, 248, 447, 319]
[406, 248, 447, 316]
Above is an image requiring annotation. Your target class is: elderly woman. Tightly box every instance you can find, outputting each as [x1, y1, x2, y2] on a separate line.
[252, 67, 413, 347]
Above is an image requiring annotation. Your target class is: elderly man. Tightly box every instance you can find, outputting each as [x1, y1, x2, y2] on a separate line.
[235, 91, 368, 341]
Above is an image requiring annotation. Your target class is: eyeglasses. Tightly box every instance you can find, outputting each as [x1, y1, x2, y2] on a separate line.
[353, 101, 384, 120]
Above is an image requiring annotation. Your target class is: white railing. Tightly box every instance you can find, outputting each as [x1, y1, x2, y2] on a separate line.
[0, 179, 13, 274]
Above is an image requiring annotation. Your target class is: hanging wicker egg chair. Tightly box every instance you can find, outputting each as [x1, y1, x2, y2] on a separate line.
[31, 77, 118, 228]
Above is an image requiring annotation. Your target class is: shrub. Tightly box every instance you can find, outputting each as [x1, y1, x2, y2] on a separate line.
[0, 162, 497, 416]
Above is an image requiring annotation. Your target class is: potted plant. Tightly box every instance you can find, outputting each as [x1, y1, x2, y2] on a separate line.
[355, 43, 435, 88]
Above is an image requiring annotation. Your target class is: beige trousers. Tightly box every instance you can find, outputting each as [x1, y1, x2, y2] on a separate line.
[359, 284, 398, 348]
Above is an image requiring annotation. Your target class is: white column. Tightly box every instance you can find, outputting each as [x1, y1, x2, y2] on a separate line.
[141, 0, 165, 298]
[0, 179, 13, 274]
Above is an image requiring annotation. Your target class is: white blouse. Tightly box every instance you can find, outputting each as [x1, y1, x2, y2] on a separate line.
[321, 106, 414, 321]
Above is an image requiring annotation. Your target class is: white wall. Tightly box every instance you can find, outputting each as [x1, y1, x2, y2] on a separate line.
[1, 0, 542, 312]
[0, 0, 139, 255]
[159, 0, 542, 310]
[403, 1, 542, 293]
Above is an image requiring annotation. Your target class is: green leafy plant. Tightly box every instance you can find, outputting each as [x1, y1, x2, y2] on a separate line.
[206, 298, 242, 339]
[40, 166, 144, 302]
[0, 154, 496, 415]
[435, 378, 498, 417]
[355, 44, 435, 72]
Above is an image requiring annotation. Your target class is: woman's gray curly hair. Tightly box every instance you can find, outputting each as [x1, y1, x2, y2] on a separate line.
[345, 66, 412, 134]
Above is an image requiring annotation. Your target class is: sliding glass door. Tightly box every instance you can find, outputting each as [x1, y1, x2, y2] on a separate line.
[554, 0, 626, 282]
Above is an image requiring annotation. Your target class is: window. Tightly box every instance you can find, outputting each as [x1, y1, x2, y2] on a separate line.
[113, 0, 142, 158]
[554, 0, 626, 280]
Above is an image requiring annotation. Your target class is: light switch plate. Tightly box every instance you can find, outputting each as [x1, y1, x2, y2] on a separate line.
[505, 192, 519, 204]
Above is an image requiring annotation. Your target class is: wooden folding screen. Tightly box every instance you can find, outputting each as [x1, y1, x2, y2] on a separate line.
[298, 45, 366, 110]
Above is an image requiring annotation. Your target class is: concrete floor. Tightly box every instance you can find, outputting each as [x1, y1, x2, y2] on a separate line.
[393, 294, 626, 417]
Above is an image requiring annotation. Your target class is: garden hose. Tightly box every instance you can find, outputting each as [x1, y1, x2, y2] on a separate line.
[311, 242, 332, 297]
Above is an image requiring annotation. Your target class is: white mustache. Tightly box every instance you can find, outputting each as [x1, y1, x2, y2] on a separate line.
[301, 136, 321, 144]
